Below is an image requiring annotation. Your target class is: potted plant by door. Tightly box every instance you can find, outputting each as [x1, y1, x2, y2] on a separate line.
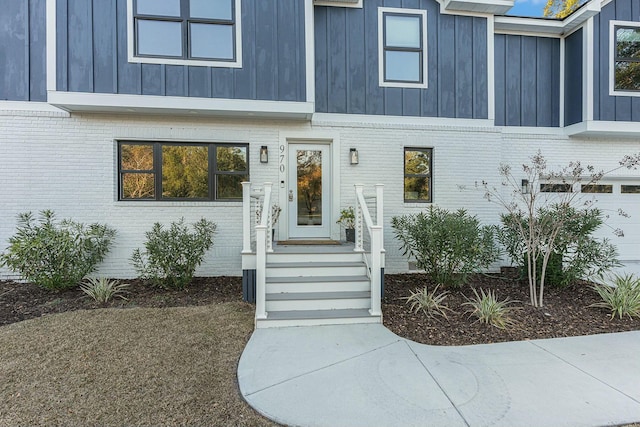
[337, 206, 356, 243]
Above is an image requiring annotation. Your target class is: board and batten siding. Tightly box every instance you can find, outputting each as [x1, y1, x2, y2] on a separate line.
[55, 0, 306, 102]
[565, 28, 583, 126]
[0, 0, 46, 102]
[494, 34, 560, 127]
[314, 0, 488, 119]
[593, 0, 640, 122]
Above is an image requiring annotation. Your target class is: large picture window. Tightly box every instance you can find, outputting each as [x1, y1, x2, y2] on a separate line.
[378, 8, 427, 89]
[130, 0, 241, 67]
[118, 142, 248, 201]
[613, 23, 640, 92]
[404, 148, 432, 202]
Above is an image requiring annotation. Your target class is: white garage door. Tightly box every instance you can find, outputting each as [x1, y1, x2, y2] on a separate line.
[588, 181, 640, 275]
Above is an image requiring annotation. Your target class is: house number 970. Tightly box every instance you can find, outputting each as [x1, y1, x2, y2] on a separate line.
[279, 145, 285, 173]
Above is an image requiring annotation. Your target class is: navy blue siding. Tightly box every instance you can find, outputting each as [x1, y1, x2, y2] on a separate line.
[314, 0, 488, 119]
[494, 34, 560, 127]
[565, 29, 583, 126]
[593, 0, 640, 122]
[55, 0, 306, 102]
[0, 0, 46, 102]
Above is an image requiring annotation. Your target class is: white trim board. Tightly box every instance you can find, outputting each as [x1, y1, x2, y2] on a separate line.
[0, 101, 67, 114]
[305, 0, 316, 104]
[46, 0, 57, 92]
[47, 91, 314, 119]
[312, 112, 495, 130]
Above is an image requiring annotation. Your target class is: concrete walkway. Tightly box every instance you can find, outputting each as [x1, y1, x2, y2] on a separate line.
[238, 324, 640, 427]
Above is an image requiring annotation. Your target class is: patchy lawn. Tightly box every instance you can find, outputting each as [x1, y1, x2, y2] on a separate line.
[0, 302, 278, 427]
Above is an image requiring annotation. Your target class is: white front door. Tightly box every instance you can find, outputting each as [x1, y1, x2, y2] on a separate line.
[288, 143, 331, 239]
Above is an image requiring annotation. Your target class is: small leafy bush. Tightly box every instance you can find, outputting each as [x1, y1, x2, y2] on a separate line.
[392, 207, 501, 287]
[463, 288, 517, 329]
[499, 206, 619, 288]
[590, 274, 640, 319]
[131, 218, 216, 289]
[0, 210, 116, 290]
[403, 285, 453, 319]
[81, 277, 129, 304]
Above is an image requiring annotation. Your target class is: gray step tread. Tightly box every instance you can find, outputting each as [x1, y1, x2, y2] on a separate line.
[266, 262, 365, 268]
[266, 275, 370, 284]
[266, 291, 370, 301]
[265, 308, 378, 321]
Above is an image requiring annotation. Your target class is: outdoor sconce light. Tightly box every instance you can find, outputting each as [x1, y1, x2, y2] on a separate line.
[521, 179, 530, 194]
[260, 146, 268, 163]
[350, 148, 359, 165]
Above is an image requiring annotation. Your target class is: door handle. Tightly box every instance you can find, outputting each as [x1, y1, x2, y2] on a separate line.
[289, 190, 294, 202]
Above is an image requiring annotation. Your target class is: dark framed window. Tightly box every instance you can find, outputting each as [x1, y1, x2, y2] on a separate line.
[404, 148, 432, 202]
[134, 0, 236, 62]
[622, 184, 640, 194]
[614, 25, 640, 91]
[381, 10, 425, 85]
[581, 184, 613, 194]
[118, 141, 248, 201]
[540, 183, 571, 193]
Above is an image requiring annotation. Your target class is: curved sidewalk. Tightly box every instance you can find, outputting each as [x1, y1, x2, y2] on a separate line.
[238, 324, 640, 427]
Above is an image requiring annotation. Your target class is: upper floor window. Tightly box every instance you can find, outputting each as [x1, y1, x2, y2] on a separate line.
[612, 22, 640, 94]
[378, 8, 427, 89]
[128, 0, 242, 68]
[118, 141, 249, 201]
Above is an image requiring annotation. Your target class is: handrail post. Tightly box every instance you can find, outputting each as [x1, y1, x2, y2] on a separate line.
[255, 225, 267, 320]
[354, 184, 364, 252]
[370, 226, 382, 316]
[241, 181, 251, 254]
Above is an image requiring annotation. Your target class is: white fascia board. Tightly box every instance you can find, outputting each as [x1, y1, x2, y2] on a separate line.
[0, 101, 67, 114]
[47, 91, 314, 120]
[565, 120, 640, 137]
[312, 112, 495, 130]
[314, 0, 362, 8]
[443, 0, 514, 15]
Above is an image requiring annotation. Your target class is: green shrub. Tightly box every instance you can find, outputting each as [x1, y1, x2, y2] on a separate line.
[590, 273, 640, 319]
[131, 218, 216, 289]
[81, 277, 129, 304]
[499, 206, 619, 288]
[392, 207, 501, 287]
[403, 285, 453, 319]
[0, 210, 116, 290]
[462, 288, 517, 329]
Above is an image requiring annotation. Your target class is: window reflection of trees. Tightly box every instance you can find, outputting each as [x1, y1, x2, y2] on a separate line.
[404, 149, 431, 202]
[297, 150, 322, 225]
[162, 145, 209, 199]
[615, 27, 640, 91]
[121, 144, 155, 199]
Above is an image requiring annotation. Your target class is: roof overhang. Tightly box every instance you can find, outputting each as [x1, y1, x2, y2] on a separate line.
[495, 0, 600, 36]
[565, 120, 640, 138]
[443, 0, 514, 15]
[47, 91, 314, 120]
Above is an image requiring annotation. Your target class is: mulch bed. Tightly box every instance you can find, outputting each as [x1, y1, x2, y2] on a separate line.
[383, 270, 640, 346]
[1, 272, 639, 346]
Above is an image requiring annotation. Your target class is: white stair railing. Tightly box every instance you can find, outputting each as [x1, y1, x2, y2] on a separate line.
[354, 184, 384, 317]
[242, 181, 274, 320]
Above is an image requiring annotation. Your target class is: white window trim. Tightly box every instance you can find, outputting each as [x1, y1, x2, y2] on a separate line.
[378, 7, 428, 89]
[609, 20, 640, 97]
[127, 0, 243, 68]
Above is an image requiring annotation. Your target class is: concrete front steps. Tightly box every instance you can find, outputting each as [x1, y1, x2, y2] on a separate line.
[256, 249, 381, 328]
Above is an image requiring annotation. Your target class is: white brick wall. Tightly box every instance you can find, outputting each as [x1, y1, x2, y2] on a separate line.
[1, 109, 638, 279]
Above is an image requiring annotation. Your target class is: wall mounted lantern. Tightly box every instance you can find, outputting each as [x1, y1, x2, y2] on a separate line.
[521, 179, 530, 194]
[350, 148, 359, 165]
[260, 146, 269, 163]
